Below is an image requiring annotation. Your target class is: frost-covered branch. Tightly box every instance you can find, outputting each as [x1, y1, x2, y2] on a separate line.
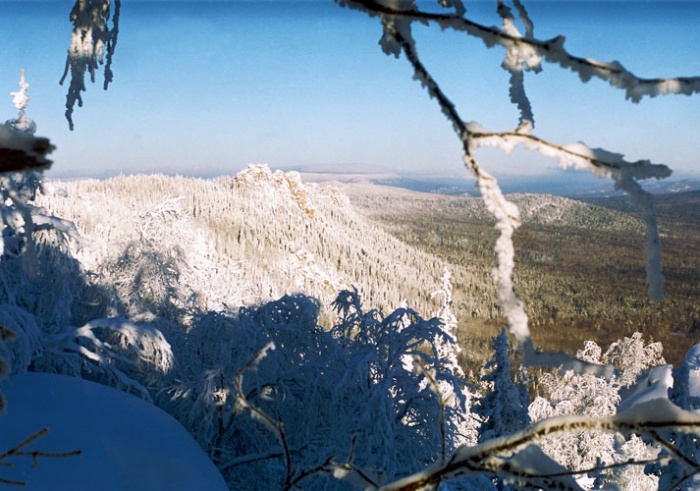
[232, 342, 341, 490]
[468, 122, 670, 299]
[233, 343, 296, 488]
[1, 70, 53, 173]
[338, 0, 700, 102]
[59, 0, 121, 130]
[336, 0, 679, 356]
[379, 399, 700, 491]
[35, 317, 173, 401]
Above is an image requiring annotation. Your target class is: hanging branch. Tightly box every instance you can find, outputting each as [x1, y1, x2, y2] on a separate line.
[232, 343, 340, 490]
[59, 0, 121, 130]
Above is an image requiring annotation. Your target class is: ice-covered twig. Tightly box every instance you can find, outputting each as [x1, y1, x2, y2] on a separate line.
[59, 0, 121, 130]
[338, 0, 676, 353]
[469, 124, 669, 299]
[339, 0, 700, 102]
[497, 0, 538, 127]
[2, 70, 53, 172]
[468, 124, 672, 181]
[378, 398, 700, 491]
[474, 169, 530, 345]
[233, 343, 294, 487]
[512, 0, 534, 38]
[614, 173, 665, 300]
[364, 5, 531, 350]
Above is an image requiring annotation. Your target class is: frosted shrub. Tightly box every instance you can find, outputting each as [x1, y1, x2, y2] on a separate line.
[602, 333, 666, 388]
[528, 334, 665, 489]
[530, 370, 621, 473]
[161, 289, 471, 490]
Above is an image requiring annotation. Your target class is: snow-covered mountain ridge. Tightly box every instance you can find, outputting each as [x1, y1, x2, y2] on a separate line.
[33, 168, 700, 366]
[37, 165, 451, 321]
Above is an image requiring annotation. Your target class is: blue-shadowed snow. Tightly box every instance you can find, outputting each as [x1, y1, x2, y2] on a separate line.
[0, 372, 228, 491]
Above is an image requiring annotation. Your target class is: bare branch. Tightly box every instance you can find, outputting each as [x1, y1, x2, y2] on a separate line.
[0, 428, 82, 487]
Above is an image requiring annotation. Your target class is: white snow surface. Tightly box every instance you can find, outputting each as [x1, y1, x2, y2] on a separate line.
[0, 372, 227, 491]
[618, 365, 674, 413]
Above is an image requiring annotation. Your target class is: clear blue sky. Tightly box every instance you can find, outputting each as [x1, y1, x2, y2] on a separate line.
[0, 0, 698, 181]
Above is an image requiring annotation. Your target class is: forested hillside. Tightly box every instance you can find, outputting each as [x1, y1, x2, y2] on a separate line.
[341, 182, 700, 365]
[33, 170, 700, 369]
[37, 166, 455, 324]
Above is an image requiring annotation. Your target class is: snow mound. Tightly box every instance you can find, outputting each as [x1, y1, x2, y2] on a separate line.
[0, 372, 227, 491]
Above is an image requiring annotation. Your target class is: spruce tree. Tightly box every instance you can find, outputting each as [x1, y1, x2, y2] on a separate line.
[474, 328, 530, 443]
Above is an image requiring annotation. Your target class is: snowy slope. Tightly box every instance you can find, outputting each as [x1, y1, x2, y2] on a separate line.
[38, 167, 451, 320]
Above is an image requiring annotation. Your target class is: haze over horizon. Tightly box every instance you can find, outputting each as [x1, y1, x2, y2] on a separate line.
[0, 1, 698, 185]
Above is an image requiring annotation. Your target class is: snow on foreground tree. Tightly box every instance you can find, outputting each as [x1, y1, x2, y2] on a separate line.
[0, 70, 53, 174]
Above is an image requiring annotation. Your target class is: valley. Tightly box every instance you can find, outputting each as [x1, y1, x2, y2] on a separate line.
[340, 182, 700, 367]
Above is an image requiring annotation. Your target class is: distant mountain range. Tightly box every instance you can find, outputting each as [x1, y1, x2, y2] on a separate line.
[48, 162, 700, 198]
[291, 165, 700, 198]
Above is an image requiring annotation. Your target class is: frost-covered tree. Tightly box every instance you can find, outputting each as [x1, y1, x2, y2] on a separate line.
[472, 328, 529, 490]
[156, 289, 475, 490]
[474, 328, 529, 444]
[0, 70, 53, 174]
[525, 334, 666, 489]
[578, 333, 666, 389]
[659, 345, 700, 490]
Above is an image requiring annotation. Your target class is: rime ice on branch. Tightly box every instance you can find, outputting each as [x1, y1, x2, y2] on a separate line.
[6, 69, 36, 136]
[1, 70, 53, 173]
[60, 0, 121, 131]
[336, 0, 689, 349]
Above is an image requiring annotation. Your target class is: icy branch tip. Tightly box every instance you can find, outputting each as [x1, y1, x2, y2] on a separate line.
[11, 69, 30, 111]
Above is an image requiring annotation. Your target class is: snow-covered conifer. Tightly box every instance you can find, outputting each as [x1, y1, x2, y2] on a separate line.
[474, 328, 529, 444]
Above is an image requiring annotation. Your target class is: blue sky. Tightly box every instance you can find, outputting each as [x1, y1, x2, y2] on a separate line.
[0, 1, 698, 182]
